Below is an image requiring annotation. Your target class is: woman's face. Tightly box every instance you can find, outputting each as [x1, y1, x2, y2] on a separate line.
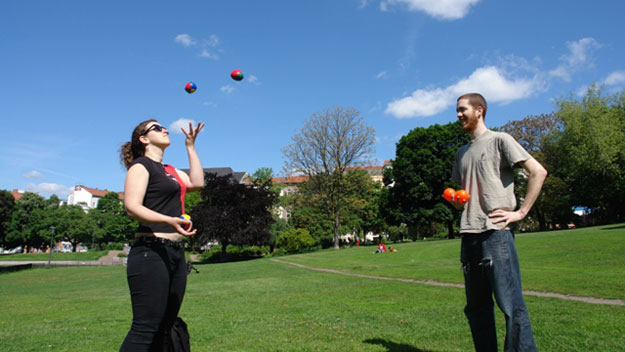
[142, 122, 171, 147]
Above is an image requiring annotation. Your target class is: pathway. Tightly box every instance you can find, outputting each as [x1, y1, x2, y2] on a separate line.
[271, 258, 625, 306]
[0, 250, 125, 268]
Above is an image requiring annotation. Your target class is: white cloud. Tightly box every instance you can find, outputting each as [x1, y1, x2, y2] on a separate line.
[204, 34, 220, 47]
[169, 118, 198, 134]
[376, 71, 388, 79]
[202, 101, 217, 107]
[22, 170, 44, 179]
[26, 183, 73, 196]
[359, 0, 370, 8]
[385, 66, 543, 118]
[603, 71, 625, 86]
[549, 38, 602, 82]
[381, 0, 481, 20]
[247, 75, 259, 84]
[220, 85, 235, 94]
[199, 49, 219, 60]
[449, 66, 539, 103]
[386, 88, 452, 118]
[175, 34, 196, 47]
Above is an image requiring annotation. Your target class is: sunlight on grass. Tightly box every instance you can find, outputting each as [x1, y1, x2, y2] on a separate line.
[0, 225, 623, 351]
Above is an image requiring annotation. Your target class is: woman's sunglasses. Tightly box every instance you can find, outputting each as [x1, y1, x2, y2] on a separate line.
[142, 124, 167, 135]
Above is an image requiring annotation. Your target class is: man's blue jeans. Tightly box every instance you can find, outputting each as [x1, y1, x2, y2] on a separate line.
[461, 230, 537, 351]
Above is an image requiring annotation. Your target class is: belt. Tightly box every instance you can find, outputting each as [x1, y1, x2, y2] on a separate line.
[133, 236, 185, 249]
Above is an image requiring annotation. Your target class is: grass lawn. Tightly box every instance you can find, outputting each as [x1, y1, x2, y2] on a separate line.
[283, 224, 625, 300]
[0, 251, 108, 262]
[0, 225, 624, 351]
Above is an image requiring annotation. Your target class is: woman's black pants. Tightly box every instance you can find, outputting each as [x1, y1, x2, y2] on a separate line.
[120, 239, 187, 352]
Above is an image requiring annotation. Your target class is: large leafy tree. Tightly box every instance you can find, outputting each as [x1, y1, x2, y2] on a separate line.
[55, 205, 95, 251]
[89, 192, 137, 245]
[290, 170, 385, 247]
[289, 184, 334, 247]
[341, 170, 385, 238]
[191, 173, 276, 254]
[0, 190, 15, 246]
[282, 106, 376, 249]
[546, 86, 625, 223]
[5, 192, 49, 249]
[384, 122, 469, 238]
[291, 170, 384, 248]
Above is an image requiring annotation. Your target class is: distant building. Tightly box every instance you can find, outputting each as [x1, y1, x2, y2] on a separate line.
[66, 185, 124, 211]
[345, 160, 391, 185]
[270, 175, 308, 219]
[270, 161, 391, 220]
[11, 189, 25, 201]
[181, 167, 249, 184]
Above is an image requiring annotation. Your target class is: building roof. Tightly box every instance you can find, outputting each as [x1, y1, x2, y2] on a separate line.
[11, 189, 24, 201]
[75, 185, 124, 200]
[180, 167, 249, 184]
[271, 176, 309, 184]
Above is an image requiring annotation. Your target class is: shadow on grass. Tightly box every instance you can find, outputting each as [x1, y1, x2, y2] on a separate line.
[364, 338, 432, 352]
[600, 224, 625, 230]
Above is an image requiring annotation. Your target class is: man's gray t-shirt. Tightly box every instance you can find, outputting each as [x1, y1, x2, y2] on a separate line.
[451, 130, 532, 233]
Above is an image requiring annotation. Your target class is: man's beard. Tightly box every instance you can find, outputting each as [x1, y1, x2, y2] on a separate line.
[461, 114, 478, 131]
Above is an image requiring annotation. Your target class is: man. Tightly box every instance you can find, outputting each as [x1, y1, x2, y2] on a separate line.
[447, 93, 547, 351]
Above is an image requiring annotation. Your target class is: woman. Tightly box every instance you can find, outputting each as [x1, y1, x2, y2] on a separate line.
[119, 119, 205, 351]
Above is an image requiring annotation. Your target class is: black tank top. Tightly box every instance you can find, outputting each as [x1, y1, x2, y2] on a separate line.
[128, 156, 183, 233]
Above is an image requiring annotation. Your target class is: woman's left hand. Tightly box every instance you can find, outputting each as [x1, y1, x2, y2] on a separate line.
[182, 122, 205, 147]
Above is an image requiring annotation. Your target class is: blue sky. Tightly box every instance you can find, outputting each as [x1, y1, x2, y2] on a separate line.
[2, 0, 624, 199]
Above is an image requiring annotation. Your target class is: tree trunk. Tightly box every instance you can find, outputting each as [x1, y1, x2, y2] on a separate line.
[447, 221, 455, 239]
[535, 208, 547, 232]
[333, 213, 340, 250]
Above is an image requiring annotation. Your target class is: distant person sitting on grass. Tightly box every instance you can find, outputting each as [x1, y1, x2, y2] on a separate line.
[374, 242, 387, 253]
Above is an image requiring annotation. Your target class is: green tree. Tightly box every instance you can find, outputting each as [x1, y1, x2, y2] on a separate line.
[0, 190, 15, 246]
[252, 167, 274, 181]
[290, 193, 334, 247]
[546, 86, 625, 223]
[6, 192, 48, 249]
[289, 170, 385, 247]
[252, 167, 284, 199]
[184, 191, 202, 214]
[55, 205, 95, 251]
[276, 228, 316, 254]
[268, 216, 292, 252]
[47, 194, 61, 207]
[384, 122, 469, 238]
[341, 170, 385, 239]
[89, 192, 137, 246]
[282, 106, 376, 249]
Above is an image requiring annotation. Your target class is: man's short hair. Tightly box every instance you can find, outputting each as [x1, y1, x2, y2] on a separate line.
[457, 93, 487, 120]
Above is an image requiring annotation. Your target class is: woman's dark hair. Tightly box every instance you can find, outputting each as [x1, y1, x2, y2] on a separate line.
[120, 119, 157, 169]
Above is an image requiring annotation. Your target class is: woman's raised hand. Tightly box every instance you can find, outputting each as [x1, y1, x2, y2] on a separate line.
[181, 122, 205, 147]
